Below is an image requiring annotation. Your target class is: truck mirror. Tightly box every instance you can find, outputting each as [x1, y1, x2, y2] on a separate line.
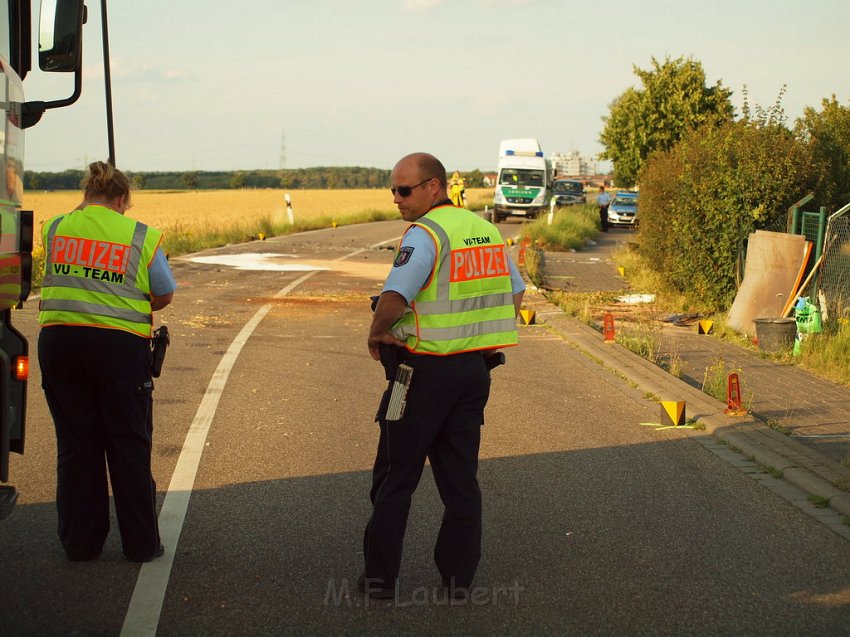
[38, 0, 85, 72]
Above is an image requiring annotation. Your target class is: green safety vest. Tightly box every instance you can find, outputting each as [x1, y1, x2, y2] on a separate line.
[39, 205, 163, 338]
[390, 204, 518, 355]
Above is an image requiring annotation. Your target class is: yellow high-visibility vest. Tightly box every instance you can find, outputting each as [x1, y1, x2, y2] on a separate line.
[390, 204, 518, 355]
[39, 205, 163, 338]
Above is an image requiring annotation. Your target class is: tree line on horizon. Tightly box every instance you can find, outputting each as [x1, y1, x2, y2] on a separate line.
[23, 166, 491, 191]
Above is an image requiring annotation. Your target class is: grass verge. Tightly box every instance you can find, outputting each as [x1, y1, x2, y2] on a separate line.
[611, 241, 850, 386]
[795, 320, 850, 385]
[160, 209, 396, 256]
[540, 231, 849, 419]
[521, 204, 600, 252]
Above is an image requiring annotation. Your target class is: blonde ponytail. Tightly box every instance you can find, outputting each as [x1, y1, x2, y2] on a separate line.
[82, 161, 131, 203]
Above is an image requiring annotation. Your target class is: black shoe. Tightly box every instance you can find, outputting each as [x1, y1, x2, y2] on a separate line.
[125, 544, 165, 563]
[357, 573, 396, 599]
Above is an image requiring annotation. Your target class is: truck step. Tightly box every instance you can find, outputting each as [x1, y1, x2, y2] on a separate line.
[0, 485, 18, 520]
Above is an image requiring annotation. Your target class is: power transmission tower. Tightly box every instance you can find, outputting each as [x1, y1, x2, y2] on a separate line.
[279, 132, 286, 170]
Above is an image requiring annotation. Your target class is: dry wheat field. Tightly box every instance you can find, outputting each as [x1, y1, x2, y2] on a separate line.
[24, 188, 494, 252]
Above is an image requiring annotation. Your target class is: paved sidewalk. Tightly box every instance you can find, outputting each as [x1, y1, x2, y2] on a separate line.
[524, 227, 850, 520]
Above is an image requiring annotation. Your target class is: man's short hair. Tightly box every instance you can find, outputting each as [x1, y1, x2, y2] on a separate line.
[416, 154, 448, 189]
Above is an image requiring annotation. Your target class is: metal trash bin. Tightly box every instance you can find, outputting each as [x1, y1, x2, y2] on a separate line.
[753, 317, 797, 353]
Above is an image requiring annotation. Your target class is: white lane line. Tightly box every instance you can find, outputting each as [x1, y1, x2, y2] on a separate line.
[120, 241, 393, 636]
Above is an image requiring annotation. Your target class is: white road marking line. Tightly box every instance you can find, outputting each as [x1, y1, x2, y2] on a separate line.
[120, 241, 394, 636]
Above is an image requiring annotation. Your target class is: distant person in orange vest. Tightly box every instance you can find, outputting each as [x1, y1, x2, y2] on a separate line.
[597, 186, 611, 232]
[38, 161, 176, 563]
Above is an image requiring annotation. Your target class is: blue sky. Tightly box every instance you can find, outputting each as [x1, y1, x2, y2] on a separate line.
[22, 0, 850, 174]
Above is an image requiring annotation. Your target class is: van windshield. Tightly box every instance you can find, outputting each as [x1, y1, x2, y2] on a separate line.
[499, 169, 544, 187]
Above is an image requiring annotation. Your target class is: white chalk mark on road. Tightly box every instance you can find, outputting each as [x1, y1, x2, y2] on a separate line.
[185, 252, 328, 271]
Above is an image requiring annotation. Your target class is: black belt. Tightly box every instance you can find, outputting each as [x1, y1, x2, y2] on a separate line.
[397, 348, 486, 362]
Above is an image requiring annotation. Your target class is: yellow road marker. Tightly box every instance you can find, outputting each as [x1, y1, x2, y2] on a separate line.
[661, 400, 686, 427]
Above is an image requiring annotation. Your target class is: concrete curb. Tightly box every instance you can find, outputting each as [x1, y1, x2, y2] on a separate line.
[520, 284, 850, 520]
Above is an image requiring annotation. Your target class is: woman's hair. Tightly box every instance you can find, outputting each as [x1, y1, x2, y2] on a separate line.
[82, 161, 131, 202]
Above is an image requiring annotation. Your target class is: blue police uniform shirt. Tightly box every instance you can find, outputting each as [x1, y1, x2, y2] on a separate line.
[149, 248, 177, 297]
[383, 222, 526, 304]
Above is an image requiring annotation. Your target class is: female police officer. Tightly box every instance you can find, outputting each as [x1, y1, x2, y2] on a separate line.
[38, 161, 176, 562]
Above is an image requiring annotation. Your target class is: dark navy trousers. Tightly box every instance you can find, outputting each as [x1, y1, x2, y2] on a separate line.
[38, 325, 161, 561]
[363, 351, 491, 589]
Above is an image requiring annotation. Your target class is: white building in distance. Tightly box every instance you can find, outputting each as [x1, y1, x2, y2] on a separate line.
[550, 151, 594, 177]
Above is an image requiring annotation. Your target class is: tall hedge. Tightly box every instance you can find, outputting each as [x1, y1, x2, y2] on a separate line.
[797, 95, 850, 210]
[638, 117, 818, 309]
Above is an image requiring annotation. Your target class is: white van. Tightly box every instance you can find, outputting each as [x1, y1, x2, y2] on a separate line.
[493, 139, 553, 222]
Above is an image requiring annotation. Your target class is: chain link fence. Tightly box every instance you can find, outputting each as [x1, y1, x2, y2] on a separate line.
[815, 202, 850, 323]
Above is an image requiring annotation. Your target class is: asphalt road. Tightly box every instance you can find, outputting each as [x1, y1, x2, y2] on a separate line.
[3, 219, 850, 636]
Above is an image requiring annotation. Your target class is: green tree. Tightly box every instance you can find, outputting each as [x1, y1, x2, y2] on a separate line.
[128, 172, 146, 190]
[230, 171, 246, 189]
[181, 171, 199, 190]
[796, 95, 850, 210]
[599, 56, 734, 187]
[464, 169, 484, 187]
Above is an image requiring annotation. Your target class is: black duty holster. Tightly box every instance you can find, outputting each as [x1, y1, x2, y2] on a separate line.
[485, 351, 506, 371]
[150, 326, 170, 378]
[379, 343, 401, 381]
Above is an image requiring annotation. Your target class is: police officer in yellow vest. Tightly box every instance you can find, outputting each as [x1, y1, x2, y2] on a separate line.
[449, 170, 466, 208]
[38, 161, 176, 562]
[361, 153, 525, 599]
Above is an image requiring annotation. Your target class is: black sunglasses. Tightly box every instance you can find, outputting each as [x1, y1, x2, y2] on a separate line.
[390, 178, 433, 197]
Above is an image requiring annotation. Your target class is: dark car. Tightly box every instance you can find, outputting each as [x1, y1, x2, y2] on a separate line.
[552, 179, 586, 205]
[607, 191, 638, 227]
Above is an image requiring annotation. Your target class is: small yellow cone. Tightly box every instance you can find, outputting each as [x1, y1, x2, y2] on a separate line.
[519, 309, 536, 325]
[661, 400, 686, 427]
[258, 232, 266, 241]
[698, 320, 713, 335]
[617, 266, 625, 277]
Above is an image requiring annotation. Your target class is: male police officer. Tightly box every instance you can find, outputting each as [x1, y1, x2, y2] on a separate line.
[597, 186, 611, 232]
[361, 153, 525, 599]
